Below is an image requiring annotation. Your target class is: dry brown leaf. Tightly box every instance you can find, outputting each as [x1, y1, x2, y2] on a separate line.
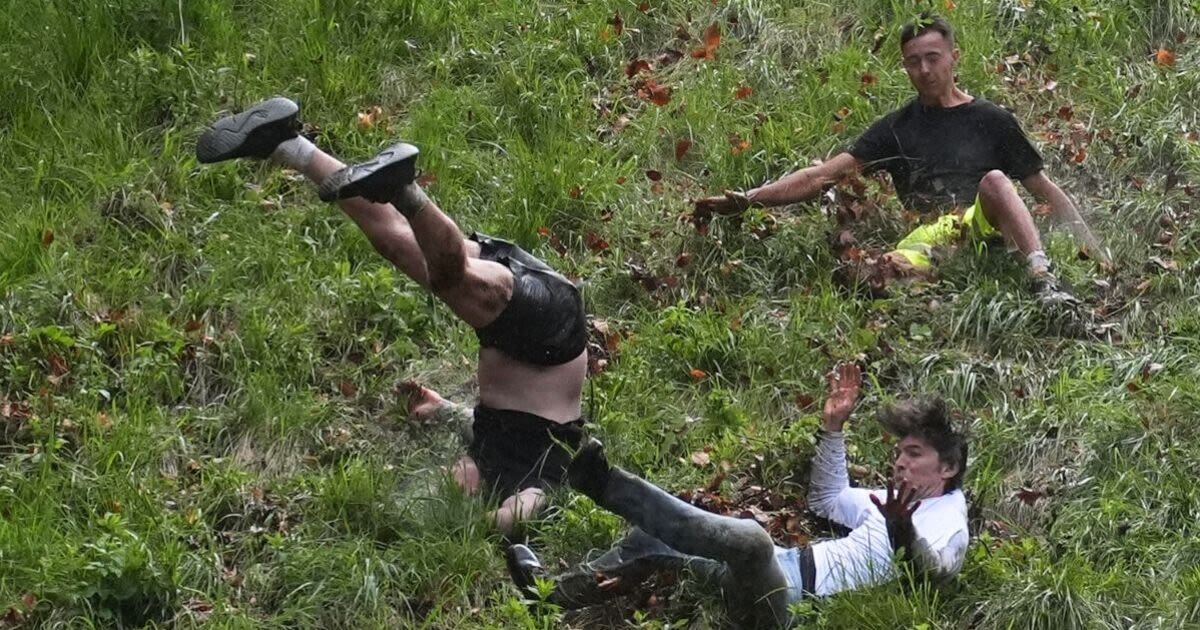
[674, 138, 693, 161]
[1154, 47, 1176, 67]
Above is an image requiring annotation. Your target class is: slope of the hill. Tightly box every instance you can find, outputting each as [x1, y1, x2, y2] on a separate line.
[1, 1, 1198, 627]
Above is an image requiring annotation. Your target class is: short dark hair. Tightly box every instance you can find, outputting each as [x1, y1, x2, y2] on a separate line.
[877, 397, 968, 491]
[900, 13, 956, 49]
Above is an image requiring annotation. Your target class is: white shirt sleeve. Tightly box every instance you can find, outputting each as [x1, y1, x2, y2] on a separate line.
[808, 430, 877, 529]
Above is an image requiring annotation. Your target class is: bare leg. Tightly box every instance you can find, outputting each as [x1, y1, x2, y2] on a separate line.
[393, 187, 513, 329]
[295, 150, 433, 287]
[977, 170, 1043, 257]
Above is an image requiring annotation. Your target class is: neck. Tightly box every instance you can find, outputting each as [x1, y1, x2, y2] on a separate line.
[918, 85, 971, 108]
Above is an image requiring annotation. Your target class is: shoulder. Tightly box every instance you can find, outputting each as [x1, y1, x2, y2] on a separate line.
[972, 98, 1022, 124]
[880, 98, 920, 124]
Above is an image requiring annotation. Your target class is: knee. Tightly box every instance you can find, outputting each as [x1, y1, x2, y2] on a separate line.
[977, 169, 1014, 201]
[427, 251, 468, 293]
[730, 521, 775, 563]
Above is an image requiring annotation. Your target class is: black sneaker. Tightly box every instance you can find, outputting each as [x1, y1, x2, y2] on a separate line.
[505, 544, 547, 597]
[317, 142, 420, 203]
[1032, 269, 1080, 308]
[196, 97, 300, 163]
[567, 438, 611, 502]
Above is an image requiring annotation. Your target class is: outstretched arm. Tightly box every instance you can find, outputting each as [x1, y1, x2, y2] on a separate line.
[695, 152, 862, 217]
[1021, 171, 1110, 263]
[807, 364, 863, 522]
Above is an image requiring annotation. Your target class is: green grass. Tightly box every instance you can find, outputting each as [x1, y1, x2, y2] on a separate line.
[2, 0, 1200, 627]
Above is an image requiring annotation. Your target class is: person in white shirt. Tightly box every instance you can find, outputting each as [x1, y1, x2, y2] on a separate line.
[505, 364, 969, 628]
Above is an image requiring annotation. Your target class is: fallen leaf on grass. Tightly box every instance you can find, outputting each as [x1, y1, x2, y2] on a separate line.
[610, 11, 624, 36]
[729, 134, 751, 155]
[690, 450, 712, 466]
[48, 353, 68, 378]
[1057, 105, 1074, 120]
[675, 139, 692, 161]
[41, 229, 54, 248]
[734, 84, 753, 99]
[1154, 47, 1176, 67]
[0, 334, 13, 347]
[638, 1, 650, 12]
[416, 171, 437, 188]
[690, 22, 721, 60]
[1147, 256, 1178, 272]
[338, 380, 358, 397]
[1015, 487, 1046, 505]
[568, 184, 583, 199]
[585, 232, 610, 253]
[1072, 147, 1087, 163]
[639, 79, 672, 106]
[625, 58, 652, 77]
[356, 106, 383, 129]
[645, 169, 663, 181]
[689, 368, 708, 381]
[675, 252, 693, 267]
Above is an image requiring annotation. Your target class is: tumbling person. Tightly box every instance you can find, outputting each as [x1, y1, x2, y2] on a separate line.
[695, 14, 1103, 305]
[506, 365, 969, 628]
[196, 97, 589, 534]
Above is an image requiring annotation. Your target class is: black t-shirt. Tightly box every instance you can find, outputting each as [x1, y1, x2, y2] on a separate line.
[849, 97, 1043, 212]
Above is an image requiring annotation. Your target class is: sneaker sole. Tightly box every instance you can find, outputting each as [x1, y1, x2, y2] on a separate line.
[196, 97, 300, 163]
[317, 142, 420, 203]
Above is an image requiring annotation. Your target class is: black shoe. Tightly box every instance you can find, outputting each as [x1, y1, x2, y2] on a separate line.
[196, 97, 300, 163]
[317, 142, 420, 203]
[568, 438, 611, 502]
[1032, 269, 1080, 308]
[505, 544, 547, 596]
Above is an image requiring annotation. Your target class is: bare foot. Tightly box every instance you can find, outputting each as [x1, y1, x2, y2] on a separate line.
[396, 380, 447, 422]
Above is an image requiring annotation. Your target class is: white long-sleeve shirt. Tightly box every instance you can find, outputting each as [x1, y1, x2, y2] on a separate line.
[804, 430, 969, 596]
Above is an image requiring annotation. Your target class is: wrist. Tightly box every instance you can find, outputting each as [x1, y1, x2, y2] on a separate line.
[819, 421, 845, 434]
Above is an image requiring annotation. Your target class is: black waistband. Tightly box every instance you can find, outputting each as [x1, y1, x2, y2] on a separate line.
[800, 545, 816, 595]
[473, 405, 584, 432]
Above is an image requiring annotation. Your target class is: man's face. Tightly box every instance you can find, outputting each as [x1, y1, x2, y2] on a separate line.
[901, 30, 959, 99]
[891, 435, 957, 499]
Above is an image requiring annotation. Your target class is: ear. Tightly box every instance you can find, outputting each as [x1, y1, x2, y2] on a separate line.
[938, 460, 959, 482]
[951, 47, 961, 64]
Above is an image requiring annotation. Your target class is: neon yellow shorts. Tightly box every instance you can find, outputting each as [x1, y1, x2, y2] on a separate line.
[889, 196, 996, 269]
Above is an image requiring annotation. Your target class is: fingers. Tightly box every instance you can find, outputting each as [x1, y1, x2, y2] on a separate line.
[870, 493, 883, 509]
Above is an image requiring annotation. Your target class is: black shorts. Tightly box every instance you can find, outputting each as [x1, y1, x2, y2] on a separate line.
[468, 405, 585, 498]
[470, 233, 588, 367]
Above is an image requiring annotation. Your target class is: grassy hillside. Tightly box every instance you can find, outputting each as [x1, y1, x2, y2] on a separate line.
[1, 0, 1199, 627]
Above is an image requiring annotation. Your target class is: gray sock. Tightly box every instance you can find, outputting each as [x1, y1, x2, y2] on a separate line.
[271, 136, 316, 171]
[393, 183, 431, 219]
[1027, 250, 1051, 275]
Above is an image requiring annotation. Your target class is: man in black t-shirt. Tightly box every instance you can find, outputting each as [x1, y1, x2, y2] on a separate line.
[695, 14, 1098, 304]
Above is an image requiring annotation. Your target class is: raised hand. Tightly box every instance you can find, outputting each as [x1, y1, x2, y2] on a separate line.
[870, 477, 921, 553]
[821, 362, 862, 431]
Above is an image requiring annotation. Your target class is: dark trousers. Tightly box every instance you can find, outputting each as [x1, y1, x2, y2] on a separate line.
[550, 467, 792, 629]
